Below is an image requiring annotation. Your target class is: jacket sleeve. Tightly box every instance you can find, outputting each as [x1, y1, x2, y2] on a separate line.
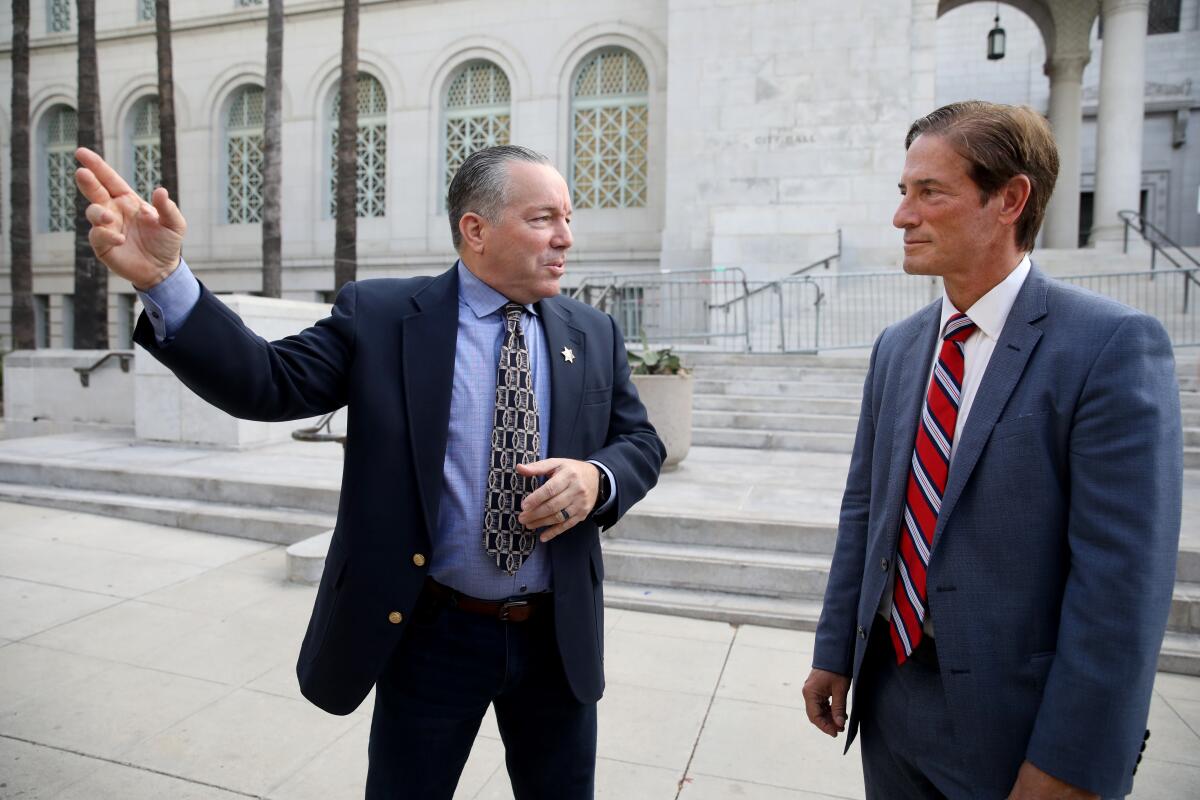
[133, 280, 357, 422]
[812, 332, 883, 676]
[1024, 313, 1182, 796]
[587, 313, 667, 529]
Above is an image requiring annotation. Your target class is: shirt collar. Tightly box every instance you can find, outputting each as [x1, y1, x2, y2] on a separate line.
[457, 260, 540, 320]
[939, 254, 1031, 340]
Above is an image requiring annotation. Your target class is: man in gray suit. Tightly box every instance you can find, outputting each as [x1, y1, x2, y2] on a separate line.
[802, 101, 1182, 799]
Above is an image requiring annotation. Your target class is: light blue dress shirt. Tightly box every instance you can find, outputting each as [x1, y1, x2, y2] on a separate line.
[139, 259, 615, 601]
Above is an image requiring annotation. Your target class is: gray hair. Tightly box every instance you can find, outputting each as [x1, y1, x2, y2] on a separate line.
[447, 145, 552, 250]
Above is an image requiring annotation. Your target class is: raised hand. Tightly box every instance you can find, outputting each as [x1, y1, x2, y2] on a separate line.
[74, 147, 187, 290]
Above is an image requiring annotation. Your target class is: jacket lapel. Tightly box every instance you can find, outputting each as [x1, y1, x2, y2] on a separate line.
[402, 266, 459, 537]
[934, 267, 1048, 543]
[880, 301, 942, 542]
[537, 296, 587, 458]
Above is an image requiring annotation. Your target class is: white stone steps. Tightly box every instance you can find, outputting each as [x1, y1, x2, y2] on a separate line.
[693, 394, 863, 416]
[1158, 632, 1200, 677]
[690, 365, 869, 383]
[1187, 449, 1200, 470]
[603, 582, 825, 630]
[693, 379, 865, 399]
[693, 409, 860, 434]
[608, 510, 838, 554]
[600, 538, 831, 599]
[0, 482, 333, 544]
[1170, 582, 1200, 635]
[681, 352, 870, 369]
[691, 426, 856, 453]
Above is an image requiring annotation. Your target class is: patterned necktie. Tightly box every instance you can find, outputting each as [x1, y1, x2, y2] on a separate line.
[889, 313, 976, 664]
[483, 302, 542, 575]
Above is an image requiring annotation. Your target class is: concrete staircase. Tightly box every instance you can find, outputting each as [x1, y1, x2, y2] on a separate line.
[686, 350, 1200, 470]
[601, 499, 1200, 677]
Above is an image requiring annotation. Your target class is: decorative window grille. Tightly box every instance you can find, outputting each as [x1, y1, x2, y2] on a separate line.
[1148, 0, 1181, 34]
[329, 74, 388, 218]
[45, 105, 77, 232]
[235, 0, 264, 7]
[571, 48, 649, 209]
[443, 61, 511, 197]
[48, 0, 71, 32]
[138, 0, 155, 22]
[226, 86, 265, 225]
[131, 97, 162, 201]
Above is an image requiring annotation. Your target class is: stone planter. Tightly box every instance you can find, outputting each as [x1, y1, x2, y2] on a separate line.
[631, 373, 693, 470]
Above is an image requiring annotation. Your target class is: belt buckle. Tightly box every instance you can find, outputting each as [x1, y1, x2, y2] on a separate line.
[498, 599, 530, 621]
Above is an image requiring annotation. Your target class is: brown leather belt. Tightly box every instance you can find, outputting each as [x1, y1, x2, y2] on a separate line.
[422, 578, 550, 623]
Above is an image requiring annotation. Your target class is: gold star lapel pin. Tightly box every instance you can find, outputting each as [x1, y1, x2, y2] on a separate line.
[561, 347, 576, 364]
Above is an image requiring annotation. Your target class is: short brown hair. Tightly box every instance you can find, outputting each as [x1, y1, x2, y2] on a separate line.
[905, 101, 1059, 252]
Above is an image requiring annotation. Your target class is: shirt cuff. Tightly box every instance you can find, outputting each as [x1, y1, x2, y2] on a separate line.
[587, 460, 618, 516]
[137, 258, 200, 344]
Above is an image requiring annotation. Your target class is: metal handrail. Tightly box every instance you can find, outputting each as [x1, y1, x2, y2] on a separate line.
[1119, 210, 1200, 287]
[74, 351, 132, 387]
[710, 229, 842, 311]
[292, 410, 347, 448]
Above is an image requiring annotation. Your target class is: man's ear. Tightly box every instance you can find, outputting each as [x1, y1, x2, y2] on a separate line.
[458, 212, 487, 255]
[997, 174, 1032, 227]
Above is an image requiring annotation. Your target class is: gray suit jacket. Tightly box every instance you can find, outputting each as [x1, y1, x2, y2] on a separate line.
[812, 266, 1182, 797]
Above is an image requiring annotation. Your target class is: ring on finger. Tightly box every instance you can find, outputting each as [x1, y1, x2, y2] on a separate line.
[560, 508, 571, 522]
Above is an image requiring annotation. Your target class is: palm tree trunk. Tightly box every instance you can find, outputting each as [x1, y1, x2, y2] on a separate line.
[73, 0, 107, 349]
[9, 0, 35, 350]
[333, 0, 358, 291]
[261, 0, 284, 298]
[155, 0, 178, 201]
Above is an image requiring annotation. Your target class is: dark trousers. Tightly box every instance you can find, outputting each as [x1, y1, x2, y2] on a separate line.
[858, 622, 972, 800]
[365, 588, 597, 800]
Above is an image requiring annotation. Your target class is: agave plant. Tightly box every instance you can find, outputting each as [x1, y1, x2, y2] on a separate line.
[627, 338, 687, 376]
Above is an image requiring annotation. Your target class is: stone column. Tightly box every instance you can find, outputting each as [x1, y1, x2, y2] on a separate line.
[1090, 0, 1150, 246]
[1043, 53, 1089, 249]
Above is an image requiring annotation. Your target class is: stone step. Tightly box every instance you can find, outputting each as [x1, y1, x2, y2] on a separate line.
[1158, 632, 1200, 677]
[692, 426, 856, 452]
[1185, 428, 1200, 448]
[600, 539, 830, 599]
[693, 394, 863, 416]
[0, 455, 340, 514]
[0, 482, 333, 544]
[603, 582, 824, 630]
[1181, 391, 1200, 410]
[693, 409, 860, 434]
[287, 529, 333, 583]
[1170, 582, 1200, 635]
[602, 583, 1200, 677]
[680, 352, 871, 369]
[694, 379, 865, 399]
[607, 511, 838, 554]
[1188, 449, 1200, 471]
[691, 365, 868, 383]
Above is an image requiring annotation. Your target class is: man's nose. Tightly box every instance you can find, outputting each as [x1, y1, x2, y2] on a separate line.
[893, 195, 917, 230]
[553, 219, 573, 250]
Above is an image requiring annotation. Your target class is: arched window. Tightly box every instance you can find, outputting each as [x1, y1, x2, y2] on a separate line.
[570, 48, 649, 209]
[329, 74, 387, 218]
[225, 85, 264, 225]
[44, 105, 77, 232]
[137, 0, 155, 22]
[47, 0, 71, 33]
[130, 96, 161, 201]
[443, 61, 511, 196]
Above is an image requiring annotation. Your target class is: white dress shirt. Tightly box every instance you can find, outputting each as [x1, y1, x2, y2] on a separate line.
[877, 255, 1032, 634]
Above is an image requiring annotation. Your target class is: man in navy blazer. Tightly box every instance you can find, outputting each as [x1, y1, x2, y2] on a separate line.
[75, 144, 665, 799]
[802, 102, 1182, 798]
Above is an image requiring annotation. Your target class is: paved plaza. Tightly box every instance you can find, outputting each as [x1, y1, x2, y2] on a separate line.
[0, 497, 1198, 798]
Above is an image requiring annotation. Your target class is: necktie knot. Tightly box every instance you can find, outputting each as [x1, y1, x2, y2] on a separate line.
[503, 302, 525, 324]
[943, 313, 976, 343]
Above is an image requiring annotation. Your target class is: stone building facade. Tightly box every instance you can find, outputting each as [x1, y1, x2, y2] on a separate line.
[0, 0, 1193, 350]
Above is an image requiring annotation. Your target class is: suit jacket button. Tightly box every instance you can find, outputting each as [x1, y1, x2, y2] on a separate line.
[857, 625, 866, 639]
[412, 553, 426, 567]
[388, 611, 403, 625]
[880, 558, 889, 572]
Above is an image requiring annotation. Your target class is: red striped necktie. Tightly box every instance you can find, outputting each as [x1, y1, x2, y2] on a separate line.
[889, 312, 976, 664]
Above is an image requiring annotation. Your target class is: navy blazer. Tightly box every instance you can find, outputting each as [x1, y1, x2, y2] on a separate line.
[134, 265, 666, 715]
[812, 267, 1182, 797]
